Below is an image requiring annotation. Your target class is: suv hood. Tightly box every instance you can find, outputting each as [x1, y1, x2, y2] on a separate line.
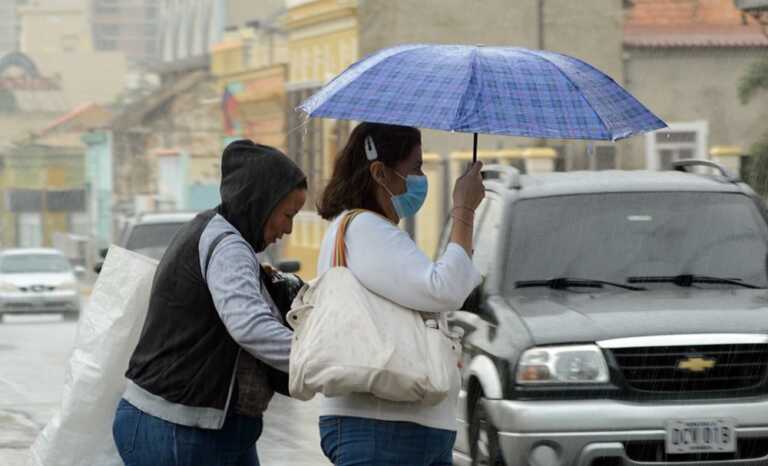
[508, 288, 768, 345]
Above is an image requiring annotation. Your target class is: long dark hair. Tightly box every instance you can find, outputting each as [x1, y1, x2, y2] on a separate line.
[317, 122, 421, 220]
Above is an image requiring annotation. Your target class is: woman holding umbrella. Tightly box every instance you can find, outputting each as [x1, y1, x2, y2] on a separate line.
[315, 122, 485, 465]
[302, 44, 664, 465]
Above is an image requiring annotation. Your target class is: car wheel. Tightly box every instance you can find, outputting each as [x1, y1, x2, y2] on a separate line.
[469, 395, 505, 466]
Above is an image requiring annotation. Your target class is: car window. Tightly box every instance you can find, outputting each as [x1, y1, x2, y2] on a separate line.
[504, 192, 768, 293]
[0, 254, 72, 274]
[124, 222, 186, 259]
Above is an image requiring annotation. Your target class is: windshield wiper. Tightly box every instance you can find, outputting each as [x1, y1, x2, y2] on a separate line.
[515, 277, 646, 291]
[627, 274, 763, 289]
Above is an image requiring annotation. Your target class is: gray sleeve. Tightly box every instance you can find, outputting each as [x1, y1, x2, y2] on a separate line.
[203, 235, 293, 372]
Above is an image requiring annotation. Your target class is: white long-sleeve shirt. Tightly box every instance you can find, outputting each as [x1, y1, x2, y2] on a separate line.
[316, 210, 482, 431]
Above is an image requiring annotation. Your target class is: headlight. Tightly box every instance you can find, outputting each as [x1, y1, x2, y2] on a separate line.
[516, 345, 609, 385]
[0, 282, 17, 292]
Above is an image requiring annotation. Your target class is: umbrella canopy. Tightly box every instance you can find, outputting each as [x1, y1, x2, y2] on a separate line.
[300, 44, 666, 142]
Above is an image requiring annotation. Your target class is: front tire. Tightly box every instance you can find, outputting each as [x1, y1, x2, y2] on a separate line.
[469, 395, 505, 466]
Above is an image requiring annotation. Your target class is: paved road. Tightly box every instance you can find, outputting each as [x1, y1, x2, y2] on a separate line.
[0, 313, 329, 466]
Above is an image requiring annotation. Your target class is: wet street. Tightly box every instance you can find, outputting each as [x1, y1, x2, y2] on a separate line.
[0, 313, 330, 466]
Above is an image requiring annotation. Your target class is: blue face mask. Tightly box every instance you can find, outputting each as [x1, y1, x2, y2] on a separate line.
[387, 171, 428, 219]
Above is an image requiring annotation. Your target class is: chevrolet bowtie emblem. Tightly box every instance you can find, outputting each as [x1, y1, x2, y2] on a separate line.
[677, 356, 716, 373]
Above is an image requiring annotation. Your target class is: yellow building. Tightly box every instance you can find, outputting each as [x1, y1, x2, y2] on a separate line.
[280, 0, 359, 277]
[0, 143, 87, 248]
[211, 26, 290, 150]
[18, 1, 93, 55]
[283, 0, 358, 193]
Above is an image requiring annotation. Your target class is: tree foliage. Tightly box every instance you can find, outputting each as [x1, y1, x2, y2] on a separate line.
[740, 56, 768, 196]
[739, 56, 768, 105]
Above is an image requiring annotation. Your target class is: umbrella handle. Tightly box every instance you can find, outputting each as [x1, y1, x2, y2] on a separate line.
[473, 133, 478, 164]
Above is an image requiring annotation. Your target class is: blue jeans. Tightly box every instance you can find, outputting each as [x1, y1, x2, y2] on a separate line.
[319, 416, 456, 466]
[112, 399, 262, 466]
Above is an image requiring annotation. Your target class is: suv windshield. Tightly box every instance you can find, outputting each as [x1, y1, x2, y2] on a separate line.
[504, 192, 768, 293]
[123, 222, 186, 259]
[0, 254, 72, 274]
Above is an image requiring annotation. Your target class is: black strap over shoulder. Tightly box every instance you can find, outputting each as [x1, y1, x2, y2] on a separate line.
[204, 231, 235, 280]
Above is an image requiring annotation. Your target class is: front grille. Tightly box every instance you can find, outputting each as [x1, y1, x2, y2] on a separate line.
[44, 302, 69, 308]
[610, 344, 768, 394]
[4, 302, 32, 309]
[19, 285, 54, 292]
[624, 438, 768, 462]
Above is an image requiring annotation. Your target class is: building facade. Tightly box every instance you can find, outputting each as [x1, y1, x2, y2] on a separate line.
[277, 0, 359, 275]
[0, 51, 69, 147]
[17, 0, 128, 105]
[157, 0, 284, 67]
[0, 0, 22, 56]
[91, 0, 161, 65]
[283, 0, 358, 205]
[0, 143, 87, 248]
[211, 24, 289, 150]
[108, 69, 222, 222]
[623, 0, 768, 172]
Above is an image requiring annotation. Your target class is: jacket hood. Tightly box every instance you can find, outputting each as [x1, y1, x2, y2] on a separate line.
[217, 140, 306, 252]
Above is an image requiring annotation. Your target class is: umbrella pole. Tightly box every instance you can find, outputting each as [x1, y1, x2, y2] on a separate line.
[473, 133, 478, 164]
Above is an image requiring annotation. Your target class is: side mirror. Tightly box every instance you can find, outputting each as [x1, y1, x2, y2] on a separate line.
[277, 260, 301, 274]
[73, 265, 86, 279]
[93, 262, 103, 274]
[461, 285, 483, 313]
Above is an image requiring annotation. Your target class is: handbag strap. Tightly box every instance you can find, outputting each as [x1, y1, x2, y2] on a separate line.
[332, 209, 367, 268]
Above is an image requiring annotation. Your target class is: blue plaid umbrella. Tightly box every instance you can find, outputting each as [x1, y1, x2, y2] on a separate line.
[299, 44, 666, 160]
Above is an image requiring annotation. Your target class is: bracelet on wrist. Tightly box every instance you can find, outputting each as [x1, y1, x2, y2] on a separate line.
[453, 205, 475, 213]
[451, 214, 473, 227]
[452, 208, 475, 219]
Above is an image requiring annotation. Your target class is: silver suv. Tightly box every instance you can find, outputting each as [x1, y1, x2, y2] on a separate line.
[449, 161, 768, 466]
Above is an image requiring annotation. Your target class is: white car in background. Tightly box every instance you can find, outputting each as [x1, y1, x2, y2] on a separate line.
[0, 248, 83, 321]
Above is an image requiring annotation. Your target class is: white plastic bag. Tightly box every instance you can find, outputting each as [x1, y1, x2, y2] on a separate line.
[29, 247, 157, 466]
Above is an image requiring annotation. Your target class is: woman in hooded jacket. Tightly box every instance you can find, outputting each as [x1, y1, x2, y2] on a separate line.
[112, 140, 307, 466]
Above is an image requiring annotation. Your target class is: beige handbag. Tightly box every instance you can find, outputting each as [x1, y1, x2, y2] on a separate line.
[287, 210, 461, 405]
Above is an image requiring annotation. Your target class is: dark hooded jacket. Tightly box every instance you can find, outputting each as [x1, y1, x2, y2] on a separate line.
[125, 140, 305, 418]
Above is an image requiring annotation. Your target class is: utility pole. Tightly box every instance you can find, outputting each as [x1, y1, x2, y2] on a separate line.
[538, 0, 546, 50]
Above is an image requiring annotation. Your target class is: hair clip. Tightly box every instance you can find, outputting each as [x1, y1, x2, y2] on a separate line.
[364, 136, 378, 161]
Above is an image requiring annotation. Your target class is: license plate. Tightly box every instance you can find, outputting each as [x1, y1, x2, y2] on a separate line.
[666, 419, 736, 454]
